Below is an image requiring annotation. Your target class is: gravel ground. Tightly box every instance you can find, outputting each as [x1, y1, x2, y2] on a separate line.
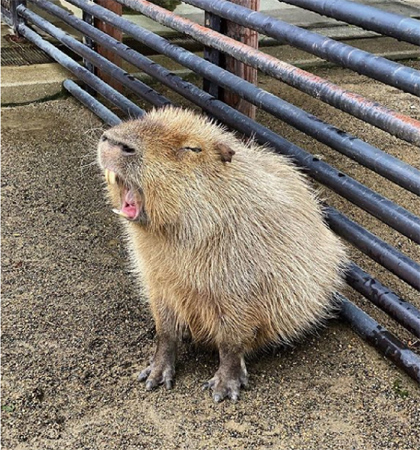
[2, 61, 420, 449]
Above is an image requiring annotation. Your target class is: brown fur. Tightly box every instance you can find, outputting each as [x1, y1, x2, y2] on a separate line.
[97, 107, 347, 399]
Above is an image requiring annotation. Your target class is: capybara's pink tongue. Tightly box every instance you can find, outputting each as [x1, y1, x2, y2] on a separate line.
[121, 189, 140, 220]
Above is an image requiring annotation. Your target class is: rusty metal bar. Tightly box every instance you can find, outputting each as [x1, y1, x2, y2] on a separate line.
[16, 24, 145, 118]
[182, 0, 420, 96]
[116, 0, 420, 147]
[31, 0, 420, 195]
[35, 0, 420, 244]
[278, 0, 420, 46]
[346, 262, 420, 338]
[338, 294, 420, 384]
[18, 6, 170, 109]
[63, 79, 122, 126]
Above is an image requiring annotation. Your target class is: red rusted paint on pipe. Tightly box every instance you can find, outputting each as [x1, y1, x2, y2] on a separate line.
[123, 0, 420, 144]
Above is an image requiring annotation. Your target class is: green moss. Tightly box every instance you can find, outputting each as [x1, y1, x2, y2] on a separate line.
[392, 379, 409, 399]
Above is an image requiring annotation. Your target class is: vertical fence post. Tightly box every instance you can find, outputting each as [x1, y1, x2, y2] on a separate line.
[203, 0, 260, 119]
[94, 0, 123, 92]
[224, 0, 260, 119]
[10, 0, 26, 33]
[203, 12, 225, 101]
[82, 10, 97, 95]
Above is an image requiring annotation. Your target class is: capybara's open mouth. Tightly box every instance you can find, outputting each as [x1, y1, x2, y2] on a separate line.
[104, 168, 143, 221]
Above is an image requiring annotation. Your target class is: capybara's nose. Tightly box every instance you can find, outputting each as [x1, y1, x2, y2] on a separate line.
[120, 143, 136, 156]
[100, 134, 135, 156]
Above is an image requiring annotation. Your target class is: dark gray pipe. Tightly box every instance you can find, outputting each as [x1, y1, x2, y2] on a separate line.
[346, 263, 420, 338]
[63, 79, 122, 126]
[339, 294, 420, 384]
[18, 7, 171, 109]
[325, 207, 420, 291]
[29, 0, 420, 195]
[16, 26, 144, 119]
[278, 0, 420, 46]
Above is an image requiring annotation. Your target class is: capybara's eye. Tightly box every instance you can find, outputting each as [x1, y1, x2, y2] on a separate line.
[184, 147, 202, 153]
[121, 144, 136, 155]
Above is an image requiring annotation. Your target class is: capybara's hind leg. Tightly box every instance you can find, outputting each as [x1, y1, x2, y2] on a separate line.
[203, 346, 248, 402]
[138, 301, 178, 390]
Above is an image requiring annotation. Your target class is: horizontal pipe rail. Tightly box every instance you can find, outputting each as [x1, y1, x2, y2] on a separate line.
[35, 0, 420, 244]
[115, 0, 420, 147]
[325, 207, 420, 291]
[278, 0, 420, 46]
[15, 26, 145, 119]
[31, 0, 420, 195]
[182, 0, 420, 97]
[63, 79, 122, 126]
[338, 294, 420, 384]
[346, 263, 420, 338]
[18, 7, 171, 109]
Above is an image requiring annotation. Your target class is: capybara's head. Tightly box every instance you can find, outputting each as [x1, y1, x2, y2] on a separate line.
[97, 107, 235, 228]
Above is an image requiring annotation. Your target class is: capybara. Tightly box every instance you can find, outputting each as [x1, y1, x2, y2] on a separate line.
[97, 107, 346, 402]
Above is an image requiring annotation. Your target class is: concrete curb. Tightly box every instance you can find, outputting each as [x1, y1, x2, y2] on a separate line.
[1, 63, 75, 106]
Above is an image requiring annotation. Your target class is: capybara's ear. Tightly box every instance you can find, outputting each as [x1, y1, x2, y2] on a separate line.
[217, 143, 235, 163]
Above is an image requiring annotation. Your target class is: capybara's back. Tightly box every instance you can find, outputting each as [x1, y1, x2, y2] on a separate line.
[98, 107, 347, 402]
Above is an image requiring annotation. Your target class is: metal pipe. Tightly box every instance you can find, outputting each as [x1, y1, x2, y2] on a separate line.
[32, 0, 420, 195]
[112, 0, 420, 147]
[28, 0, 420, 244]
[338, 294, 420, 384]
[325, 207, 420, 291]
[346, 263, 420, 338]
[15, 26, 144, 119]
[63, 79, 122, 126]
[18, 7, 171, 109]
[182, 0, 420, 97]
[278, 0, 420, 46]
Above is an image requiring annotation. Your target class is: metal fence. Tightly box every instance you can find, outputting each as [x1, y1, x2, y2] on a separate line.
[2, 0, 420, 383]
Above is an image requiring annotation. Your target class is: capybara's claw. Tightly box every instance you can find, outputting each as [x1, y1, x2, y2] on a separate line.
[204, 374, 246, 403]
[138, 366, 151, 382]
[138, 362, 175, 391]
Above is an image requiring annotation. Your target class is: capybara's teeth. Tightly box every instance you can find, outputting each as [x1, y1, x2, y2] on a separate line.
[104, 169, 117, 185]
[112, 208, 129, 218]
[108, 170, 117, 185]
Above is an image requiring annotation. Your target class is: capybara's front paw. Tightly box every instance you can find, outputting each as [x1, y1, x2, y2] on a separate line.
[203, 369, 248, 403]
[138, 360, 175, 391]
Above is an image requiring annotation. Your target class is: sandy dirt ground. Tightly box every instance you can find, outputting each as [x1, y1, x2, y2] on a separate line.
[2, 61, 420, 450]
